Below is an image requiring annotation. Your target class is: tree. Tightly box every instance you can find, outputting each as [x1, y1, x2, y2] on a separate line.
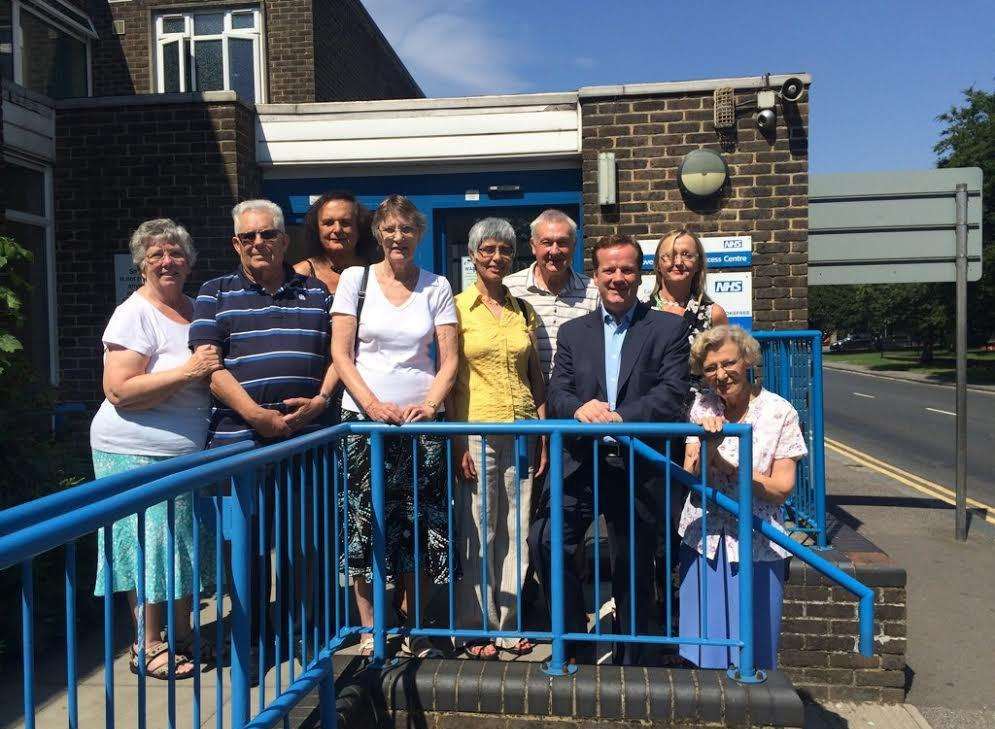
[811, 84, 994, 362]
[0, 235, 32, 375]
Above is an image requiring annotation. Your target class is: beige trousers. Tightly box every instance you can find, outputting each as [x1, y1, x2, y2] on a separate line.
[456, 434, 534, 647]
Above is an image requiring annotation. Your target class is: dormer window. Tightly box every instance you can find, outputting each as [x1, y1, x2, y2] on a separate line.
[154, 7, 263, 103]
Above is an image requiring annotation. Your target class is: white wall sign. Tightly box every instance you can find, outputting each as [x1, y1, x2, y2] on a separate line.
[114, 254, 142, 303]
[701, 235, 752, 268]
[460, 256, 478, 291]
[706, 271, 752, 330]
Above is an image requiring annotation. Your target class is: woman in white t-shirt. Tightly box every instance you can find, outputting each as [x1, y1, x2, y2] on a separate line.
[89, 219, 222, 680]
[331, 195, 458, 658]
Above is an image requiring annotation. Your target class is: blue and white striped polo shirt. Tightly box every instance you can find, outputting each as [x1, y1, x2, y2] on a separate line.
[189, 266, 333, 447]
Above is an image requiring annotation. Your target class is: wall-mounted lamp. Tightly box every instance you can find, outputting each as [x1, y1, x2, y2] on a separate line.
[597, 152, 617, 206]
[677, 149, 728, 198]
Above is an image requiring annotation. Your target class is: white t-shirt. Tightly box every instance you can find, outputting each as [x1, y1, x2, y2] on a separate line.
[331, 266, 457, 413]
[90, 292, 211, 456]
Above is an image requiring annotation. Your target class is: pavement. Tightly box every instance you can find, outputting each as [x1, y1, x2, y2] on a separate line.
[824, 367, 995, 507]
[824, 445, 995, 729]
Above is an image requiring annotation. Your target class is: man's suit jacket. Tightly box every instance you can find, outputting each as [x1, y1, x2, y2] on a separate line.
[547, 302, 691, 481]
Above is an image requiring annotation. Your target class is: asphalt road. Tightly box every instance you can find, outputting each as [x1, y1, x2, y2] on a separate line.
[824, 368, 995, 506]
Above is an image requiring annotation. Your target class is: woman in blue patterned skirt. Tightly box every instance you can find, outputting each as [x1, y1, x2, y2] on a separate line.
[90, 219, 222, 680]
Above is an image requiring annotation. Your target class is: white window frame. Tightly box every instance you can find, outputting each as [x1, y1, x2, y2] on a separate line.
[3, 153, 58, 385]
[8, 0, 93, 97]
[154, 6, 264, 103]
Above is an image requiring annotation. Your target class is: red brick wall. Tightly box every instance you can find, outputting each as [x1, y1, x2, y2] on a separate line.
[581, 86, 809, 329]
[89, 0, 419, 103]
[53, 97, 259, 404]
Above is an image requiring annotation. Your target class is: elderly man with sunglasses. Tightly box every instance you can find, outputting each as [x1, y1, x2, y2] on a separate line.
[189, 199, 339, 447]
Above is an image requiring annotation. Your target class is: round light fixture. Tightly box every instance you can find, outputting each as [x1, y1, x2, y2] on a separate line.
[677, 149, 729, 198]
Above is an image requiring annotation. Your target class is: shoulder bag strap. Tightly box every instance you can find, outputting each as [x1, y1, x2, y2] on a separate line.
[354, 266, 370, 358]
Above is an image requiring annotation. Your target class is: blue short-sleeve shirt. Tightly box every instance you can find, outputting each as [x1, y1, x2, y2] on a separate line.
[189, 265, 333, 447]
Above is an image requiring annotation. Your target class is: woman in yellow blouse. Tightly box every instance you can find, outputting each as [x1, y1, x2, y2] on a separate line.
[450, 217, 548, 660]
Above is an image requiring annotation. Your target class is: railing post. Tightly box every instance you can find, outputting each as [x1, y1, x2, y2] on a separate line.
[231, 468, 257, 728]
[730, 426, 764, 684]
[21, 560, 35, 729]
[544, 430, 575, 676]
[369, 431, 387, 666]
[811, 336, 828, 548]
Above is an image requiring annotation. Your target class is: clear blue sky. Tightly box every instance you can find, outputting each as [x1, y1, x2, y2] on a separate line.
[363, 0, 993, 174]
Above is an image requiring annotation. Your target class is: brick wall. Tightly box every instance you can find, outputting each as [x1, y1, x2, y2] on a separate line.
[780, 551, 908, 703]
[580, 86, 809, 329]
[90, 0, 419, 104]
[312, 0, 422, 102]
[53, 94, 259, 404]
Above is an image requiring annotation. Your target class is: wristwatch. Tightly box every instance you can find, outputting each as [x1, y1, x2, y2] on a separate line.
[424, 398, 439, 413]
[319, 392, 333, 409]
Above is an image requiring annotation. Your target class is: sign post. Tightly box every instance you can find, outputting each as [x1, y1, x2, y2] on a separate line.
[955, 183, 968, 541]
[809, 168, 983, 541]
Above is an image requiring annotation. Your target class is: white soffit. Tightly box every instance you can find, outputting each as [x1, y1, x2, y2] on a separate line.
[2, 82, 56, 162]
[256, 92, 581, 167]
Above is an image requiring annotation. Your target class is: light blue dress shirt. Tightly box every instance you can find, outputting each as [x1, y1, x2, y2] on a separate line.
[602, 303, 637, 410]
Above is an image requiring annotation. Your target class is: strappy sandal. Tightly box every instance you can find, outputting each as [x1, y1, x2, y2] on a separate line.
[130, 642, 196, 681]
[464, 641, 499, 661]
[404, 636, 444, 659]
[357, 635, 375, 658]
[500, 638, 535, 656]
[171, 632, 217, 664]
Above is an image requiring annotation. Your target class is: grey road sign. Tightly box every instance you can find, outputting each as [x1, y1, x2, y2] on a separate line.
[808, 168, 983, 285]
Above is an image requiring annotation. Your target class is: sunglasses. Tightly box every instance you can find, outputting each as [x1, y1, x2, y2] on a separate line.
[235, 228, 282, 244]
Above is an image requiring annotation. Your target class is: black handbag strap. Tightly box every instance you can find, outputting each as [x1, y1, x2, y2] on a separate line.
[354, 266, 370, 357]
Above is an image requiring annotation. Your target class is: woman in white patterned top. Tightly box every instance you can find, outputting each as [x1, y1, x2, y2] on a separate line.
[678, 325, 807, 670]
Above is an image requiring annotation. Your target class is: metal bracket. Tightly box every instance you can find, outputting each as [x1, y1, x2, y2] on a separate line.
[727, 666, 767, 685]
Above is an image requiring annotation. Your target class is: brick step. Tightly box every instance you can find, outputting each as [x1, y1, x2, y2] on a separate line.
[291, 655, 805, 728]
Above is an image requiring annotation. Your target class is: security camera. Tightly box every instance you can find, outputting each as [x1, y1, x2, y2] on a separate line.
[755, 109, 776, 131]
[779, 77, 805, 103]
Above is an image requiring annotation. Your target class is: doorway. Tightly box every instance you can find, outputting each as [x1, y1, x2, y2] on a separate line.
[437, 204, 582, 294]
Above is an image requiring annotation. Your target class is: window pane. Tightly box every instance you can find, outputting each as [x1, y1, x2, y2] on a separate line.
[19, 10, 88, 99]
[162, 39, 181, 92]
[193, 39, 223, 91]
[193, 12, 223, 35]
[229, 37, 254, 102]
[0, 0, 12, 82]
[231, 12, 254, 29]
[162, 16, 185, 34]
[6, 163, 46, 216]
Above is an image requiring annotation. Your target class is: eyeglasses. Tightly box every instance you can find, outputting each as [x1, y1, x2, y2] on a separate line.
[145, 250, 187, 265]
[235, 228, 282, 244]
[476, 244, 514, 259]
[701, 357, 741, 376]
[379, 224, 417, 238]
[660, 251, 699, 263]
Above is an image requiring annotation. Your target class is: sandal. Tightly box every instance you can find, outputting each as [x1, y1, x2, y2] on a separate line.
[357, 635, 375, 658]
[404, 636, 444, 659]
[173, 632, 217, 664]
[501, 638, 535, 656]
[464, 641, 499, 661]
[130, 642, 196, 681]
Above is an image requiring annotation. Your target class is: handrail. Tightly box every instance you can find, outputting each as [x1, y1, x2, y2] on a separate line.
[625, 436, 873, 656]
[0, 440, 254, 537]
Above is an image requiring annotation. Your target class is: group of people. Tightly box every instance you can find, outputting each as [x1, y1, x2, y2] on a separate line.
[90, 192, 807, 678]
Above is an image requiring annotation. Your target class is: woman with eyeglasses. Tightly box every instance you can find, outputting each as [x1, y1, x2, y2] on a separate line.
[649, 229, 728, 627]
[678, 325, 807, 670]
[331, 195, 459, 659]
[89, 219, 222, 680]
[448, 218, 547, 660]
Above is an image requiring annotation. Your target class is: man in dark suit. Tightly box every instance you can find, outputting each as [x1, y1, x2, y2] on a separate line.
[528, 233, 690, 665]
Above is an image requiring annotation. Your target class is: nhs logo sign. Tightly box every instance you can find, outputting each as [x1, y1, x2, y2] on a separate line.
[706, 272, 752, 330]
[712, 280, 744, 293]
[702, 235, 752, 269]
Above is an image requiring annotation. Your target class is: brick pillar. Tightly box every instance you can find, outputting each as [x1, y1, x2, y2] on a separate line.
[580, 85, 810, 329]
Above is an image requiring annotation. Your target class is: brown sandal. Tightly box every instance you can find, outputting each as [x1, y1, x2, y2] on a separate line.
[130, 642, 196, 680]
[501, 638, 535, 656]
[464, 642, 499, 661]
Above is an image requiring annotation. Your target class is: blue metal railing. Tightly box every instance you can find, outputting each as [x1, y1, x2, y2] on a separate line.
[0, 416, 867, 729]
[754, 330, 828, 547]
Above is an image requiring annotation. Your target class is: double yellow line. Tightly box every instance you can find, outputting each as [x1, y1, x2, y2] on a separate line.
[825, 437, 995, 526]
